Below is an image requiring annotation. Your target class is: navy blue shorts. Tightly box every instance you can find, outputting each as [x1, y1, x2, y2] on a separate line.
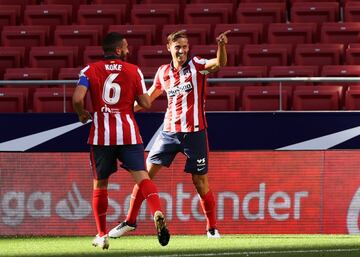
[147, 130, 209, 175]
[90, 144, 146, 180]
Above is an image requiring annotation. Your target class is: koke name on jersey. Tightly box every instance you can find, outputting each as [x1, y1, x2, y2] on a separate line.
[168, 82, 192, 97]
[105, 64, 122, 71]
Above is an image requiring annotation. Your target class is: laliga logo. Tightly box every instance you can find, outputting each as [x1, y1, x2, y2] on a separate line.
[347, 187, 360, 234]
[101, 104, 112, 113]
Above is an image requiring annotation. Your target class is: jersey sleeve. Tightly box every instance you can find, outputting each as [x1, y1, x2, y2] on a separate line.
[77, 65, 91, 88]
[135, 68, 147, 95]
[193, 56, 210, 75]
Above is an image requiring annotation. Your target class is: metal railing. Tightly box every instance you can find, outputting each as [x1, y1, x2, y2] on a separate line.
[2, 77, 360, 112]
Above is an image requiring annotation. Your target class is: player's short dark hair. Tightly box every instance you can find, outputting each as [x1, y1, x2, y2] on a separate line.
[102, 32, 124, 53]
[167, 30, 188, 44]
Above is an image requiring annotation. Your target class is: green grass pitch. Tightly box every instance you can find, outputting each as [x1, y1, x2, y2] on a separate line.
[1, 235, 360, 257]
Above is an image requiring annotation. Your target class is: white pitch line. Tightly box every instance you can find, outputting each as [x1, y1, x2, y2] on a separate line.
[136, 248, 360, 257]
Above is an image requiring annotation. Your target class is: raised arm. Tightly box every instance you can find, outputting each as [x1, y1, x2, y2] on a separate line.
[204, 30, 231, 73]
[134, 84, 163, 112]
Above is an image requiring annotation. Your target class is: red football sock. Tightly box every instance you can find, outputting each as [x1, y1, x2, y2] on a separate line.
[200, 190, 217, 230]
[138, 179, 162, 216]
[126, 184, 145, 225]
[92, 188, 108, 237]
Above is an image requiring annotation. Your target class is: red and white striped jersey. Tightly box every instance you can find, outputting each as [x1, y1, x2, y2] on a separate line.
[78, 58, 147, 145]
[153, 56, 209, 132]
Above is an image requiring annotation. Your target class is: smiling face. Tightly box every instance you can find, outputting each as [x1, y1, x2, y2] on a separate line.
[166, 30, 189, 68]
[168, 37, 189, 67]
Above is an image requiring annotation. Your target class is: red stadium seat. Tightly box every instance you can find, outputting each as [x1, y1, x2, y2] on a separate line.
[0, 0, 36, 17]
[345, 86, 360, 110]
[321, 22, 360, 46]
[24, 5, 72, 30]
[236, 3, 286, 33]
[58, 67, 81, 80]
[191, 44, 239, 66]
[0, 5, 21, 30]
[4, 67, 53, 110]
[267, 23, 316, 45]
[292, 85, 343, 110]
[82, 45, 135, 66]
[77, 4, 126, 31]
[33, 87, 75, 113]
[54, 25, 103, 51]
[321, 65, 360, 92]
[214, 23, 263, 46]
[108, 24, 156, 50]
[131, 4, 179, 40]
[290, 2, 340, 27]
[184, 3, 233, 27]
[0, 46, 24, 79]
[137, 45, 169, 68]
[83, 46, 103, 65]
[344, 2, 360, 22]
[294, 44, 344, 67]
[0, 87, 26, 113]
[242, 44, 291, 67]
[242, 85, 290, 111]
[242, 0, 286, 2]
[29, 46, 78, 77]
[162, 24, 211, 45]
[43, 0, 87, 20]
[346, 43, 360, 65]
[1, 26, 49, 57]
[214, 66, 267, 95]
[206, 87, 237, 111]
[269, 65, 319, 87]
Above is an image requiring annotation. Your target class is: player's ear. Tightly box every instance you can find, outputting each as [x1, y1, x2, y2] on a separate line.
[167, 43, 171, 52]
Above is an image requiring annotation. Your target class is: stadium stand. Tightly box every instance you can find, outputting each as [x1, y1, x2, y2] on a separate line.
[321, 22, 360, 47]
[3, 67, 53, 110]
[184, 3, 233, 28]
[292, 85, 343, 110]
[1, 25, 49, 60]
[294, 44, 344, 67]
[214, 23, 263, 46]
[58, 67, 81, 80]
[267, 23, 316, 45]
[162, 24, 211, 45]
[131, 4, 179, 41]
[32, 87, 75, 113]
[0, 5, 21, 31]
[206, 87, 237, 111]
[290, 2, 340, 28]
[137, 45, 169, 69]
[242, 44, 291, 66]
[236, 2, 286, 37]
[0, 46, 24, 80]
[24, 5, 72, 30]
[29, 46, 78, 78]
[345, 86, 360, 110]
[0, 87, 26, 112]
[1, 0, 359, 112]
[242, 85, 290, 111]
[108, 24, 156, 50]
[344, 2, 360, 22]
[77, 4, 127, 32]
[345, 43, 360, 65]
[54, 25, 103, 55]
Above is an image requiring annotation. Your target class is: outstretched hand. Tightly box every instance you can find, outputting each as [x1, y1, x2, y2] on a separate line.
[216, 30, 231, 46]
